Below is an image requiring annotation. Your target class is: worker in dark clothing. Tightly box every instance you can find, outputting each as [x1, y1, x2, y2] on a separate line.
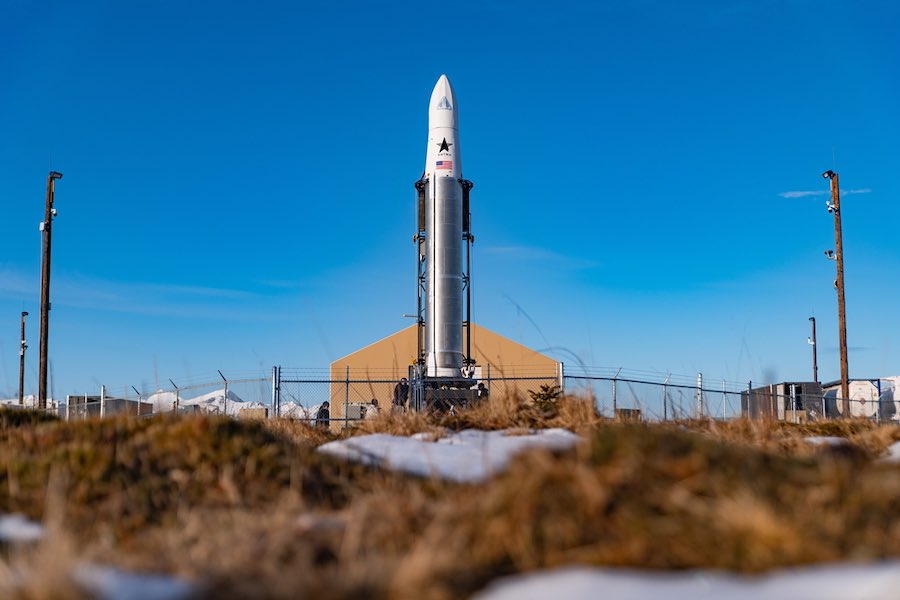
[392, 378, 409, 412]
[315, 401, 330, 429]
[476, 382, 489, 402]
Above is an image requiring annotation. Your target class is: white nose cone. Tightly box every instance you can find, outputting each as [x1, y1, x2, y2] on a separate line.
[424, 74, 460, 178]
[429, 74, 457, 129]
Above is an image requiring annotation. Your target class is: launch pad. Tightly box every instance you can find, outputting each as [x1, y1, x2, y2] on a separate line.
[408, 375, 481, 413]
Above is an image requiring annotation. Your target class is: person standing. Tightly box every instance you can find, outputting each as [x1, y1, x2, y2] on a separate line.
[315, 401, 330, 429]
[392, 377, 409, 412]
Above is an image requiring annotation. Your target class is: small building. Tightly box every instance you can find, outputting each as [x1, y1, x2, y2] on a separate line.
[328, 323, 562, 426]
[65, 395, 153, 419]
[615, 408, 642, 422]
[741, 382, 823, 422]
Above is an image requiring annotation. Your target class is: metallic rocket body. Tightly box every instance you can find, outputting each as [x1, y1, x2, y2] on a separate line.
[422, 75, 465, 377]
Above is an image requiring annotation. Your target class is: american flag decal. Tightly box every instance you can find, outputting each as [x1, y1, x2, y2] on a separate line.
[436, 160, 452, 170]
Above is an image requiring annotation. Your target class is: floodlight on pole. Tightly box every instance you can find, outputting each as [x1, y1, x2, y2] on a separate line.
[19, 311, 28, 405]
[808, 317, 818, 384]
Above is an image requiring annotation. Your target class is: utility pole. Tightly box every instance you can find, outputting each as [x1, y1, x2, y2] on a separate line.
[38, 171, 63, 411]
[808, 316, 818, 383]
[823, 170, 850, 416]
[19, 311, 28, 404]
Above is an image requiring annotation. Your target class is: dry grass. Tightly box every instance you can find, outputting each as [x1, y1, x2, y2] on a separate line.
[350, 392, 604, 438]
[679, 417, 900, 458]
[0, 399, 898, 599]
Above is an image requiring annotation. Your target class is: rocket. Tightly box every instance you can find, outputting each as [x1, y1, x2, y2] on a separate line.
[417, 75, 473, 378]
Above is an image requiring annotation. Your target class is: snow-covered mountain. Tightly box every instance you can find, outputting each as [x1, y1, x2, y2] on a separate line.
[144, 388, 266, 416]
[0, 395, 60, 410]
[0, 395, 36, 407]
[144, 390, 179, 412]
[3, 391, 324, 420]
[278, 401, 324, 421]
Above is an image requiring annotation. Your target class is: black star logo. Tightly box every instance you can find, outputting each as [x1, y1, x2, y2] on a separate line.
[437, 138, 452, 152]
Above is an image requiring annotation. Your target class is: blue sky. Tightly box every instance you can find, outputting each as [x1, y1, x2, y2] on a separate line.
[1, 0, 898, 397]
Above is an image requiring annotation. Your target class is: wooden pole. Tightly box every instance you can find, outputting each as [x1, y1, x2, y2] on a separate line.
[38, 172, 62, 410]
[826, 171, 850, 416]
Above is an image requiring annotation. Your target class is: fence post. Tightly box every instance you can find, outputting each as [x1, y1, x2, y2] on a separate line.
[662, 374, 670, 421]
[344, 365, 350, 428]
[168, 379, 179, 414]
[747, 381, 752, 419]
[557, 362, 565, 394]
[722, 379, 727, 420]
[695, 372, 703, 418]
[875, 379, 881, 424]
[100, 384, 106, 419]
[612, 367, 621, 416]
[271, 366, 279, 419]
[790, 384, 798, 423]
[218, 370, 228, 416]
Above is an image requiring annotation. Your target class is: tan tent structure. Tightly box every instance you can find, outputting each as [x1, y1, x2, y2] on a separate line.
[328, 323, 561, 425]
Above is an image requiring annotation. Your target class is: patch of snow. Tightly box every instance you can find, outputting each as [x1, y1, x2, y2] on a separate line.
[74, 564, 199, 600]
[804, 436, 849, 447]
[318, 428, 581, 483]
[0, 513, 44, 543]
[878, 441, 900, 463]
[411, 431, 442, 442]
[471, 563, 900, 600]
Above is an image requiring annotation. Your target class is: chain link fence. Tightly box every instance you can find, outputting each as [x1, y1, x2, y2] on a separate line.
[563, 368, 744, 421]
[12, 366, 896, 425]
[562, 368, 900, 423]
[62, 372, 274, 421]
[274, 367, 562, 428]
